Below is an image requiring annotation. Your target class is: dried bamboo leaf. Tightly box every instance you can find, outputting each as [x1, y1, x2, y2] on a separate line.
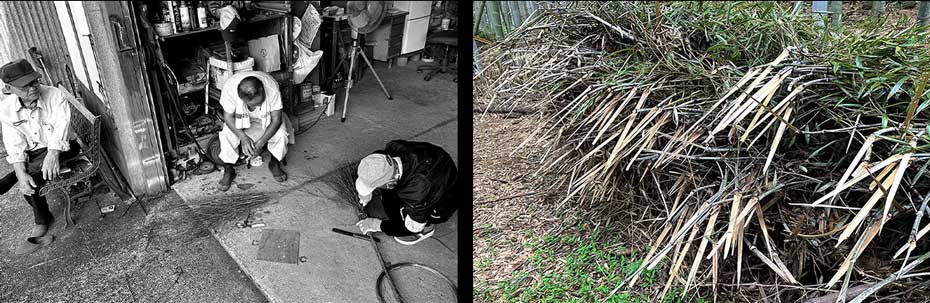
[811, 154, 905, 205]
[684, 206, 721, 295]
[724, 193, 743, 258]
[763, 106, 793, 174]
[836, 168, 896, 245]
[661, 223, 701, 299]
[881, 144, 914, 229]
[827, 220, 882, 288]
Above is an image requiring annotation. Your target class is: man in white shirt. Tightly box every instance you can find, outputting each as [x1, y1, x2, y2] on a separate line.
[0, 59, 80, 254]
[213, 70, 289, 191]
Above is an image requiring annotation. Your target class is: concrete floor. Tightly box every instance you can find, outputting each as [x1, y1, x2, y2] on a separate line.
[170, 61, 459, 303]
[0, 186, 267, 302]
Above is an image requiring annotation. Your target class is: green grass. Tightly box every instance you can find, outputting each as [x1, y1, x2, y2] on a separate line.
[476, 227, 702, 303]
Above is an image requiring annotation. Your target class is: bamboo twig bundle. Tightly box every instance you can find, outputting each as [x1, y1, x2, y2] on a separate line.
[476, 1, 930, 301]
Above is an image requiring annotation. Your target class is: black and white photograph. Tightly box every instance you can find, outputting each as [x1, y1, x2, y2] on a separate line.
[0, 1, 461, 302]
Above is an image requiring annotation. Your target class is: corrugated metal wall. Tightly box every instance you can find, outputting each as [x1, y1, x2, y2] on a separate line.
[0, 1, 74, 91]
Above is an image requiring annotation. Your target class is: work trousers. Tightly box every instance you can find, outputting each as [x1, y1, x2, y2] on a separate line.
[0, 141, 81, 225]
[364, 181, 459, 237]
[217, 123, 288, 164]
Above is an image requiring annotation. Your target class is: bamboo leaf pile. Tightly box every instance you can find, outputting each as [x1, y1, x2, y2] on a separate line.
[475, 1, 930, 300]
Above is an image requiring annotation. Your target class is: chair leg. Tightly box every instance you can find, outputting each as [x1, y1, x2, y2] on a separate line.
[424, 45, 455, 81]
[60, 188, 74, 228]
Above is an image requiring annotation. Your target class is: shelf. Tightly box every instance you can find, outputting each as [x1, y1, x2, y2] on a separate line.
[178, 70, 291, 97]
[157, 13, 289, 41]
[178, 82, 207, 96]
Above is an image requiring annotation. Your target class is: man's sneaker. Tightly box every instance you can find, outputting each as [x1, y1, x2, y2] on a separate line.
[218, 166, 236, 191]
[394, 225, 436, 245]
[30, 224, 49, 238]
[15, 235, 54, 255]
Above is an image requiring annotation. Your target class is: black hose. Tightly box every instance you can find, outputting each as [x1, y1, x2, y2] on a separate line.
[375, 262, 458, 303]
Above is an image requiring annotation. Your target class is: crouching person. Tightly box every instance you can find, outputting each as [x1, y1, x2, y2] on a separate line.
[1, 59, 82, 255]
[215, 71, 289, 191]
[354, 140, 458, 245]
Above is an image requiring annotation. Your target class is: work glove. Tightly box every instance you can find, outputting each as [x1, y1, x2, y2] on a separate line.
[356, 218, 382, 234]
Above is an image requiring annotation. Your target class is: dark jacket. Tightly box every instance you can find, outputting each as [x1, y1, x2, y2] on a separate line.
[376, 140, 457, 235]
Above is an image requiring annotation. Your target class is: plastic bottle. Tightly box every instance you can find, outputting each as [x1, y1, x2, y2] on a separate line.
[189, 2, 199, 30]
[172, 1, 184, 32]
[197, 2, 208, 28]
[179, 1, 192, 31]
[165, 1, 177, 34]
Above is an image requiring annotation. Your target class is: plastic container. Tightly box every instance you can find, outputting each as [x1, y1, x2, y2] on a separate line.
[300, 83, 314, 104]
[155, 23, 174, 37]
[208, 56, 255, 89]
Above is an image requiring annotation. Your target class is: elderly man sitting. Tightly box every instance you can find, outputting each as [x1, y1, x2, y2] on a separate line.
[0, 59, 81, 254]
[214, 70, 289, 191]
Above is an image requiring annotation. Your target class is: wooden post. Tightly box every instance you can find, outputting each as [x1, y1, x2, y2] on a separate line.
[487, 0, 504, 39]
[919, 1, 930, 26]
[473, 1, 485, 35]
[284, 14, 294, 116]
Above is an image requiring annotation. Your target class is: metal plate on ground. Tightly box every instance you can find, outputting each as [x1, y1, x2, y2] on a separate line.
[256, 229, 301, 264]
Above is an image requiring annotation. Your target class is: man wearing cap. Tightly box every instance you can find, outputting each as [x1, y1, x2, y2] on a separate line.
[213, 70, 289, 191]
[354, 140, 458, 245]
[0, 59, 80, 254]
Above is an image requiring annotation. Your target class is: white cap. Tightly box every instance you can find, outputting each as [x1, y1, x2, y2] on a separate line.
[355, 153, 395, 197]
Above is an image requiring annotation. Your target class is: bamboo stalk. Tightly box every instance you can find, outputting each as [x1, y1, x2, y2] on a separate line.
[919, 1, 930, 26]
[871, 1, 885, 21]
[473, 1, 486, 35]
[486, 0, 504, 39]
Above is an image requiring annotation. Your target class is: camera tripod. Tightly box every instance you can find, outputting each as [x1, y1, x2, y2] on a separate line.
[330, 30, 392, 122]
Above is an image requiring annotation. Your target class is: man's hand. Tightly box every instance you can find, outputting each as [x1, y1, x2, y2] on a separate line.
[239, 135, 255, 157]
[356, 218, 382, 234]
[253, 138, 268, 153]
[16, 173, 36, 196]
[42, 150, 61, 180]
[358, 194, 371, 208]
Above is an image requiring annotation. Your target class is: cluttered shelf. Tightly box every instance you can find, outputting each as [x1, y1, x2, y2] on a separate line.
[178, 69, 293, 97]
[157, 12, 288, 40]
